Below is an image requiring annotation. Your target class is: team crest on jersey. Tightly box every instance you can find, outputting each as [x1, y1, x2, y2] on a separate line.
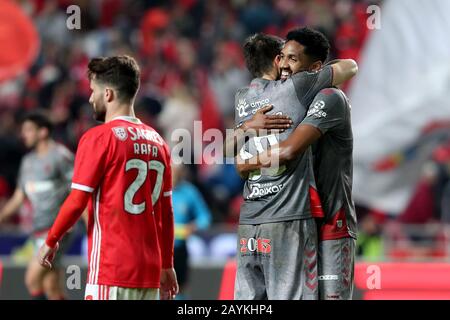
[112, 126, 128, 141]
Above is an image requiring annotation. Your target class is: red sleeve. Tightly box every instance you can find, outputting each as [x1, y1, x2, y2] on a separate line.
[71, 129, 108, 193]
[162, 143, 173, 195]
[160, 145, 174, 268]
[46, 189, 90, 248]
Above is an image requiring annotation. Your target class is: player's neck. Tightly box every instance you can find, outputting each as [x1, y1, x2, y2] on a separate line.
[261, 71, 277, 81]
[35, 139, 53, 156]
[105, 104, 136, 123]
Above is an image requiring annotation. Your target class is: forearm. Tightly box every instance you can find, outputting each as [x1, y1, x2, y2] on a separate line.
[0, 189, 24, 222]
[331, 59, 358, 86]
[160, 196, 175, 269]
[225, 106, 293, 158]
[236, 145, 292, 175]
[236, 125, 322, 176]
[0, 201, 20, 222]
[45, 190, 90, 248]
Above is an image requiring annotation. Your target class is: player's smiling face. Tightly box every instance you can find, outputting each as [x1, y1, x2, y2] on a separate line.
[89, 79, 107, 122]
[279, 40, 313, 80]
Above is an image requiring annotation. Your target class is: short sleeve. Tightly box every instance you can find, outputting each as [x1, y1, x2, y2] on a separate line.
[57, 147, 75, 183]
[71, 130, 108, 193]
[301, 88, 348, 135]
[291, 65, 333, 106]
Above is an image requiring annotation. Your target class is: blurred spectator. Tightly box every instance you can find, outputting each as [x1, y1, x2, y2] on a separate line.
[356, 208, 385, 261]
[172, 163, 212, 299]
[209, 41, 250, 118]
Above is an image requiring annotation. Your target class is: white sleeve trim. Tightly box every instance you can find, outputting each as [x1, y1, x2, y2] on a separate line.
[163, 191, 172, 197]
[71, 183, 94, 193]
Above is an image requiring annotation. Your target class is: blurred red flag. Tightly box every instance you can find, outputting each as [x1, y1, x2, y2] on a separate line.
[0, 0, 39, 83]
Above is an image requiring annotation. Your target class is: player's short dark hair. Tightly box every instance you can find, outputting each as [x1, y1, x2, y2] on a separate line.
[22, 111, 53, 134]
[286, 27, 330, 63]
[87, 55, 140, 102]
[243, 33, 284, 78]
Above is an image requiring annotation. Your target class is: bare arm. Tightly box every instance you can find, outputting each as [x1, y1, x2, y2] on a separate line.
[329, 59, 358, 87]
[236, 89, 348, 175]
[224, 105, 292, 158]
[0, 188, 25, 224]
[236, 124, 322, 175]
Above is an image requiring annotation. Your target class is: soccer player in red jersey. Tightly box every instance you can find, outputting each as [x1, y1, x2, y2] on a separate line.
[38, 55, 178, 300]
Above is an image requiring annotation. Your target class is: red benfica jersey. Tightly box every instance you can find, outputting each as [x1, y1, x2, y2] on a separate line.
[71, 116, 173, 288]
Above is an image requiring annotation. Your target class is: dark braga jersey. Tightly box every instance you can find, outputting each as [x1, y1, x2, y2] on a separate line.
[301, 88, 357, 240]
[18, 143, 74, 232]
[235, 66, 333, 225]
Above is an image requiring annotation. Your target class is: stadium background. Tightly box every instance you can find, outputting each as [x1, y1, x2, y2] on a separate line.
[1, 0, 450, 299]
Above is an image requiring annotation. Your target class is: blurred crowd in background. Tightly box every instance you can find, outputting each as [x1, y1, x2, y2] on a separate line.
[5, 0, 450, 264]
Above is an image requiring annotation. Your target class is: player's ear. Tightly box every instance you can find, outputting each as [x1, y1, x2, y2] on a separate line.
[309, 61, 322, 72]
[105, 87, 114, 103]
[274, 54, 281, 66]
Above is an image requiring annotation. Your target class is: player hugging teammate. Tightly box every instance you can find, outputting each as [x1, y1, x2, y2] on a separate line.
[229, 27, 358, 300]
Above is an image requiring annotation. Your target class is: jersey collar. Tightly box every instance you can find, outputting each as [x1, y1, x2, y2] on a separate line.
[111, 116, 142, 124]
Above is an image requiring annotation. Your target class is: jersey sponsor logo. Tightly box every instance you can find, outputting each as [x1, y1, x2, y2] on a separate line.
[127, 127, 163, 145]
[237, 98, 272, 118]
[247, 182, 283, 199]
[112, 126, 128, 141]
[318, 275, 339, 281]
[250, 98, 270, 111]
[236, 99, 249, 117]
[25, 180, 56, 195]
[307, 100, 327, 118]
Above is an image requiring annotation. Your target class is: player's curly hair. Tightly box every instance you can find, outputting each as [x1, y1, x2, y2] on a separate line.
[243, 33, 284, 78]
[87, 55, 140, 102]
[22, 111, 53, 134]
[286, 27, 330, 63]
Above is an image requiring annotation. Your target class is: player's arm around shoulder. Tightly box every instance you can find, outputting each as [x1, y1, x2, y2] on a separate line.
[329, 59, 358, 86]
[235, 92, 346, 175]
[225, 100, 292, 158]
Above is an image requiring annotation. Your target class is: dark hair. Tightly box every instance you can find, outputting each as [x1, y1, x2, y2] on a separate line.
[285, 27, 330, 63]
[87, 55, 140, 102]
[22, 111, 53, 134]
[243, 33, 284, 78]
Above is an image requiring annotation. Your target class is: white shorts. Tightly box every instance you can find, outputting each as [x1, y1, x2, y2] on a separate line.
[85, 284, 160, 300]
